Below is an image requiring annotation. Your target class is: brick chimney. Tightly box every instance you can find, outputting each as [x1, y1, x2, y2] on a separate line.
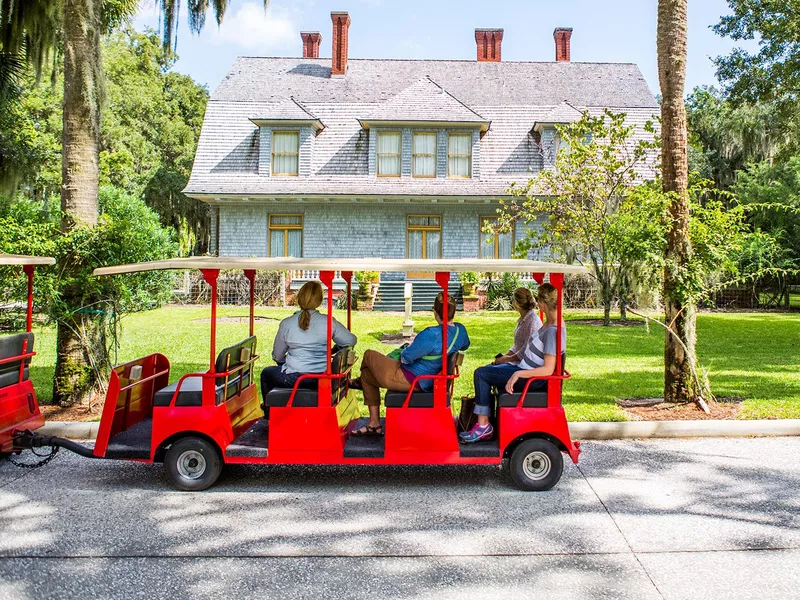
[554, 28, 573, 62]
[300, 31, 322, 59]
[475, 28, 503, 62]
[331, 12, 351, 76]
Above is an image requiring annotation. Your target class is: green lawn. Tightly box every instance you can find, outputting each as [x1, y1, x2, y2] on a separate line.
[25, 306, 800, 421]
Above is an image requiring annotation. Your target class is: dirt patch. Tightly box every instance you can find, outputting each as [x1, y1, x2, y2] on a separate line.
[191, 316, 278, 324]
[569, 319, 645, 327]
[379, 333, 417, 346]
[619, 397, 744, 421]
[42, 403, 102, 422]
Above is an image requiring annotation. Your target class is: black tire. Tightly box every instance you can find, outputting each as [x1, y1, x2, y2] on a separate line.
[509, 438, 563, 491]
[164, 437, 222, 491]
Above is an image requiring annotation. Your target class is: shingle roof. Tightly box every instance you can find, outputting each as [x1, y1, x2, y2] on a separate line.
[538, 100, 585, 124]
[252, 97, 317, 120]
[186, 57, 659, 198]
[214, 58, 659, 108]
[360, 77, 488, 125]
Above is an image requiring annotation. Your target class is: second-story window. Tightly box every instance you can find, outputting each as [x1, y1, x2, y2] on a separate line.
[271, 131, 299, 176]
[412, 132, 436, 178]
[377, 132, 401, 177]
[448, 133, 472, 178]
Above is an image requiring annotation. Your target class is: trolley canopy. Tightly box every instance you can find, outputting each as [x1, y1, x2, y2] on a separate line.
[0, 254, 55, 266]
[93, 257, 589, 276]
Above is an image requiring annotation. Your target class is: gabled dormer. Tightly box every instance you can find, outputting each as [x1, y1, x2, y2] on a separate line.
[251, 97, 324, 177]
[359, 77, 490, 179]
[532, 101, 584, 168]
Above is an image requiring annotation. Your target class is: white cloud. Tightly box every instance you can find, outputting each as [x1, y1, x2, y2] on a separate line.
[203, 3, 296, 50]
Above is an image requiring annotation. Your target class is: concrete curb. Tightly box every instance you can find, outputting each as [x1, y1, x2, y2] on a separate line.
[40, 421, 99, 439]
[37, 419, 800, 441]
[569, 419, 800, 440]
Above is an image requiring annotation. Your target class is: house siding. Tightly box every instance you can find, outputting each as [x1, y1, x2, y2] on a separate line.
[215, 201, 546, 270]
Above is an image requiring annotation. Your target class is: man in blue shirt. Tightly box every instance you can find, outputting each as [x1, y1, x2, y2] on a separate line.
[351, 293, 470, 436]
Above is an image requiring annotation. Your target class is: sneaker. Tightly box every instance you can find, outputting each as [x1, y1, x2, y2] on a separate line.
[460, 423, 494, 444]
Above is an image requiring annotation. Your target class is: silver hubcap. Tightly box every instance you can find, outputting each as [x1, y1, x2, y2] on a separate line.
[176, 450, 206, 480]
[522, 451, 551, 481]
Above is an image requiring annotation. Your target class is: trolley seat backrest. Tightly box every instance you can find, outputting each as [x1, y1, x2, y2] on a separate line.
[383, 350, 465, 408]
[264, 345, 356, 408]
[152, 336, 258, 407]
[0, 333, 34, 389]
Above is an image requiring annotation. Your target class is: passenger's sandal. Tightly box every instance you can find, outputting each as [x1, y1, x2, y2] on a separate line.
[351, 424, 383, 437]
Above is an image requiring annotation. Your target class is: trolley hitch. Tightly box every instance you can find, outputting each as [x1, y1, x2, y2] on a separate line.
[13, 429, 97, 459]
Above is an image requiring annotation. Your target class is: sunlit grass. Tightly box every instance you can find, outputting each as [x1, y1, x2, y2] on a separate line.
[26, 306, 800, 421]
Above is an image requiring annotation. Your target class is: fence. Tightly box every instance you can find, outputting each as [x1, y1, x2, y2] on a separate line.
[172, 270, 286, 305]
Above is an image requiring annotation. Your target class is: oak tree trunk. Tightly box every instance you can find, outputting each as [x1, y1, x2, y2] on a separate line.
[54, 0, 103, 405]
[658, 0, 698, 402]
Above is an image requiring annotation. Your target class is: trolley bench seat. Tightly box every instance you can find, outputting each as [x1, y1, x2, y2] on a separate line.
[0, 333, 34, 388]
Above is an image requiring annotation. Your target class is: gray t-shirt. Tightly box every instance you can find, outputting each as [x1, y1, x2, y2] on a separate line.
[518, 324, 566, 370]
[272, 309, 357, 374]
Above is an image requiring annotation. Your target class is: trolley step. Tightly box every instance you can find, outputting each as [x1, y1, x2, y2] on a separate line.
[226, 418, 269, 458]
[343, 418, 385, 458]
[458, 439, 500, 458]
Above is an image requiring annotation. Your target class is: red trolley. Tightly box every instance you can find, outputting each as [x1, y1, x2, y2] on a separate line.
[16, 257, 584, 491]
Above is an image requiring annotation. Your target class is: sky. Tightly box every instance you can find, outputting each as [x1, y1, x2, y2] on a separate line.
[134, 0, 757, 97]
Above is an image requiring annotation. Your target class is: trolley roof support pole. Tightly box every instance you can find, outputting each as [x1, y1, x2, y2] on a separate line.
[201, 269, 219, 373]
[435, 272, 450, 378]
[319, 270, 335, 374]
[551, 272, 564, 376]
[244, 269, 256, 337]
[341, 271, 353, 331]
[23, 265, 35, 333]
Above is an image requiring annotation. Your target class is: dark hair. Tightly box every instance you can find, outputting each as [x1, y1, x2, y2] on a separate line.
[433, 292, 457, 321]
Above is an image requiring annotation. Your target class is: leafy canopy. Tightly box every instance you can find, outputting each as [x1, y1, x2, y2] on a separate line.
[500, 110, 661, 321]
[714, 0, 800, 109]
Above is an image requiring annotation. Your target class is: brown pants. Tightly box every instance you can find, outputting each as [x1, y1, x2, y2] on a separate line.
[359, 349, 411, 406]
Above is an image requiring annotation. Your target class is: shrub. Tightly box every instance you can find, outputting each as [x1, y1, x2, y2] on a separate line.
[484, 272, 534, 311]
[354, 271, 379, 295]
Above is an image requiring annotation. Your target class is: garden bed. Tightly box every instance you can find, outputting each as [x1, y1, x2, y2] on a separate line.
[619, 397, 744, 421]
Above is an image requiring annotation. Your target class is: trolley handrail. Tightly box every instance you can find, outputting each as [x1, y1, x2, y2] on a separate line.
[0, 351, 35, 366]
[167, 355, 260, 407]
[400, 373, 459, 409]
[118, 368, 170, 393]
[285, 371, 351, 407]
[513, 371, 572, 408]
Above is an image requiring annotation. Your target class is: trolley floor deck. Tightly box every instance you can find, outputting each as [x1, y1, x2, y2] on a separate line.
[106, 418, 152, 459]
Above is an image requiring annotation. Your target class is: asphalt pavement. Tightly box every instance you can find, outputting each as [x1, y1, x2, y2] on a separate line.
[1, 437, 798, 599]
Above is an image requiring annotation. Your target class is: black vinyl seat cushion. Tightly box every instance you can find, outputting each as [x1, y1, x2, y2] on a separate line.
[265, 387, 320, 408]
[384, 390, 451, 408]
[497, 391, 548, 408]
[153, 375, 248, 407]
[0, 368, 29, 389]
[0, 333, 34, 388]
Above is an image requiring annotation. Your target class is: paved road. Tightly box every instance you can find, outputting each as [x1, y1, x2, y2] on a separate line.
[1, 437, 798, 600]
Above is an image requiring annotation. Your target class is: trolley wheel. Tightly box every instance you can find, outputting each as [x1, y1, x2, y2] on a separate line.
[509, 438, 563, 491]
[164, 437, 222, 491]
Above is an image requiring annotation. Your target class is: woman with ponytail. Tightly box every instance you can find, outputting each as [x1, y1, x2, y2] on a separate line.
[460, 287, 542, 443]
[260, 281, 357, 404]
